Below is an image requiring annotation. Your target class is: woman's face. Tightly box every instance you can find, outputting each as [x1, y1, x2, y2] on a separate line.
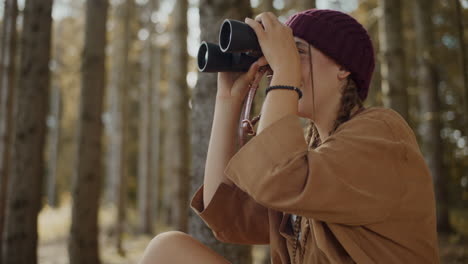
[294, 37, 349, 121]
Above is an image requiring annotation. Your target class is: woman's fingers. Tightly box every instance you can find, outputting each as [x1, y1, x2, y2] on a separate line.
[244, 17, 264, 40]
[254, 12, 272, 30]
[256, 56, 268, 67]
[254, 12, 278, 30]
[230, 62, 259, 98]
[243, 62, 259, 84]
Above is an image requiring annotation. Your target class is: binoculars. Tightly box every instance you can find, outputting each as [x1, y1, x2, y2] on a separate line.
[197, 19, 263, 72]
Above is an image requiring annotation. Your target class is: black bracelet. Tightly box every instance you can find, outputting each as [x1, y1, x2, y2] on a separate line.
[265, 85, 302, 99]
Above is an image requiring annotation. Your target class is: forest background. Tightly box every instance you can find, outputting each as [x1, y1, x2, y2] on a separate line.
[0, 0, 467, 263]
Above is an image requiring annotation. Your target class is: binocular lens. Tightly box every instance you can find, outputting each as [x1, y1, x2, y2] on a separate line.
[197, 19, 263, 72]
[219, 21, 232, 52]
[197, 42, 209, 71]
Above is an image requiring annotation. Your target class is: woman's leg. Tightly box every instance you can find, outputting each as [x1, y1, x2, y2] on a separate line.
[139, 231, 231, 264]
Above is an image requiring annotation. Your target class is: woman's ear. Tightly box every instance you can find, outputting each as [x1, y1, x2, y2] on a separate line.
[337, 66, 351, 80]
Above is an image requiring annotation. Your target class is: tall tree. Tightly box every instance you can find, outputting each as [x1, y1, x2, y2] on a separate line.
[297, 0, 315, 10]
[454, 0, 467, 136]
[414, 0, 449, 232]
[164, 0, 190, 232]
[189, 0, 253, 263]
[1, 0, 53, 263]
[378, 0, 408, 120]
[138, 0, 160, 235]
[260, 0, 275, 13]
[45, 85, 62, 208]
[107, 0, 134, 255]
[68, 0, 108, 264]
[0, 0, 18, 262]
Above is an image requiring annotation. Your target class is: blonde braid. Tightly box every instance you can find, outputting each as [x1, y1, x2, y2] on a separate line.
[305, 78, 363, 148]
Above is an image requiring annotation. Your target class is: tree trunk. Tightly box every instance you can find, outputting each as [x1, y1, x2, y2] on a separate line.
[414, 0, 450, 233]
[105, 12, 122, 206]
[164, 0, 190, 233]
[454, 0, 468, 136]
[138, 0, 160, 235]
[150, 46, 162, 231]
[111, 0, 133, 255]
[378, 0, 408, 120]
[297, 0, 315, 10]
[0, 1, 18, 262]
[1, 0, 53, 263]
[189, 0, 253, 263]
[45, 85, 62, 208]
[68, 1, 108, 264]
[154, 47, 165, 228]
[261, 0, 275, 14]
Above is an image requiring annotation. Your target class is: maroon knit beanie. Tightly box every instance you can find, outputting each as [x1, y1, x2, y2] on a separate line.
[285, 9, 375, 101]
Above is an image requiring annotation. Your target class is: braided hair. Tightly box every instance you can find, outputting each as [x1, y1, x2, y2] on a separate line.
[291, 47, 365, 264]
[304, 77, 363, 149]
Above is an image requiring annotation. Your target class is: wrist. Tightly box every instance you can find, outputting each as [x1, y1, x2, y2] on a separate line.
[215, 93, 243, 104]
[214, 96, 243, 115]
[266, 85, 302, 99]
[270, 72, 301, 88]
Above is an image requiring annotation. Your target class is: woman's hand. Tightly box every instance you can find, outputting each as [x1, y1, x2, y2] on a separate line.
[244, 12, 302, 87]
[216, 59, 262, 103]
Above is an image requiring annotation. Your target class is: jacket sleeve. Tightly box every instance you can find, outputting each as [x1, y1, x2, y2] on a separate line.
[190, 182, 270, 244]
[224, 113, 406, 226]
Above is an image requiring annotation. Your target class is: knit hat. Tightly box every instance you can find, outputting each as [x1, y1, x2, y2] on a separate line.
[285, 9, 375, 101]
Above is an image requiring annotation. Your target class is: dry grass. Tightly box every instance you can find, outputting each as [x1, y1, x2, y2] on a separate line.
[38, 194, 153, 264]
[38, 197, 468, 263]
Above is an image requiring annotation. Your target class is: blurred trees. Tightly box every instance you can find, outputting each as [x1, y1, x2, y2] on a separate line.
[0, 0, 466, 263]
[454, 0, 468, 135]
[378, 0, 408, 119]
[68, 0, 108, 264]
[414, 0, 449, 232]
[137, 0, 160, 236]
[45, 84, 62, 208]
[297, 0, 316, 10]
[0, 0, 17, 262]
[108, 0, 135, 256]
[164, 0, 190, 233]
[189, 0, 254, 262]
[1, 0, 53, 263]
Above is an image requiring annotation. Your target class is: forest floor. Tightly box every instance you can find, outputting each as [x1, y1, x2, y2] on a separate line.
[38, 195, 154, 264]
[38, 198, 468, 264]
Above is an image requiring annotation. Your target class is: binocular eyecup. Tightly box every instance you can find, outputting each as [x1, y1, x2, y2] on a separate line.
[197, 19, 263, 72]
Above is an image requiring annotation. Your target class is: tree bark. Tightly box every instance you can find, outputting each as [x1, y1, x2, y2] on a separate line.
[164, 0, 190, 232]
[112, 0, 133, 255]
[454, 0, 468, 136]
[138, 0, 160, 235]
[0, 1, 18, 262]
[45, 85, 62, 208]
[154, 46, 165, 227]
[261, 0, 275, 14]
[68, 1, 108, 264]
[1, 0, 53, 263]
[414, 0, 450, 233]
[378, 0, 408, 120]
[296, 0, 315, 11]
[189, 0, 253, 263]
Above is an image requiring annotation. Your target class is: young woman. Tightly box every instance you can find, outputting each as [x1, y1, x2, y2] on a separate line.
[140, 9, 440, 264]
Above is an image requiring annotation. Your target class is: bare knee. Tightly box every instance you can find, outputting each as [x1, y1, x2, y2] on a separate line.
[148, 231, 191, 250]
[139, 231, 192, 264]
[139, 231, 229, 264]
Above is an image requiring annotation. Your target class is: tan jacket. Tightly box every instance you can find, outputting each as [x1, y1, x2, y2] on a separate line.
[191, 107, 440, 264]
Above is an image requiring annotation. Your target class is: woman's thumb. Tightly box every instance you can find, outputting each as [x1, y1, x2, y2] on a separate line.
[245, 62, 259, 83]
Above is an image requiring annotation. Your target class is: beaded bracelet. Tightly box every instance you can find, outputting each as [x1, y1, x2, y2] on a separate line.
[265, 85, 303, 99]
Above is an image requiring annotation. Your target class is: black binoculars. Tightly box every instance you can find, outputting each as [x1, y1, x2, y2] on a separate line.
[197, 19, 263, 72]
